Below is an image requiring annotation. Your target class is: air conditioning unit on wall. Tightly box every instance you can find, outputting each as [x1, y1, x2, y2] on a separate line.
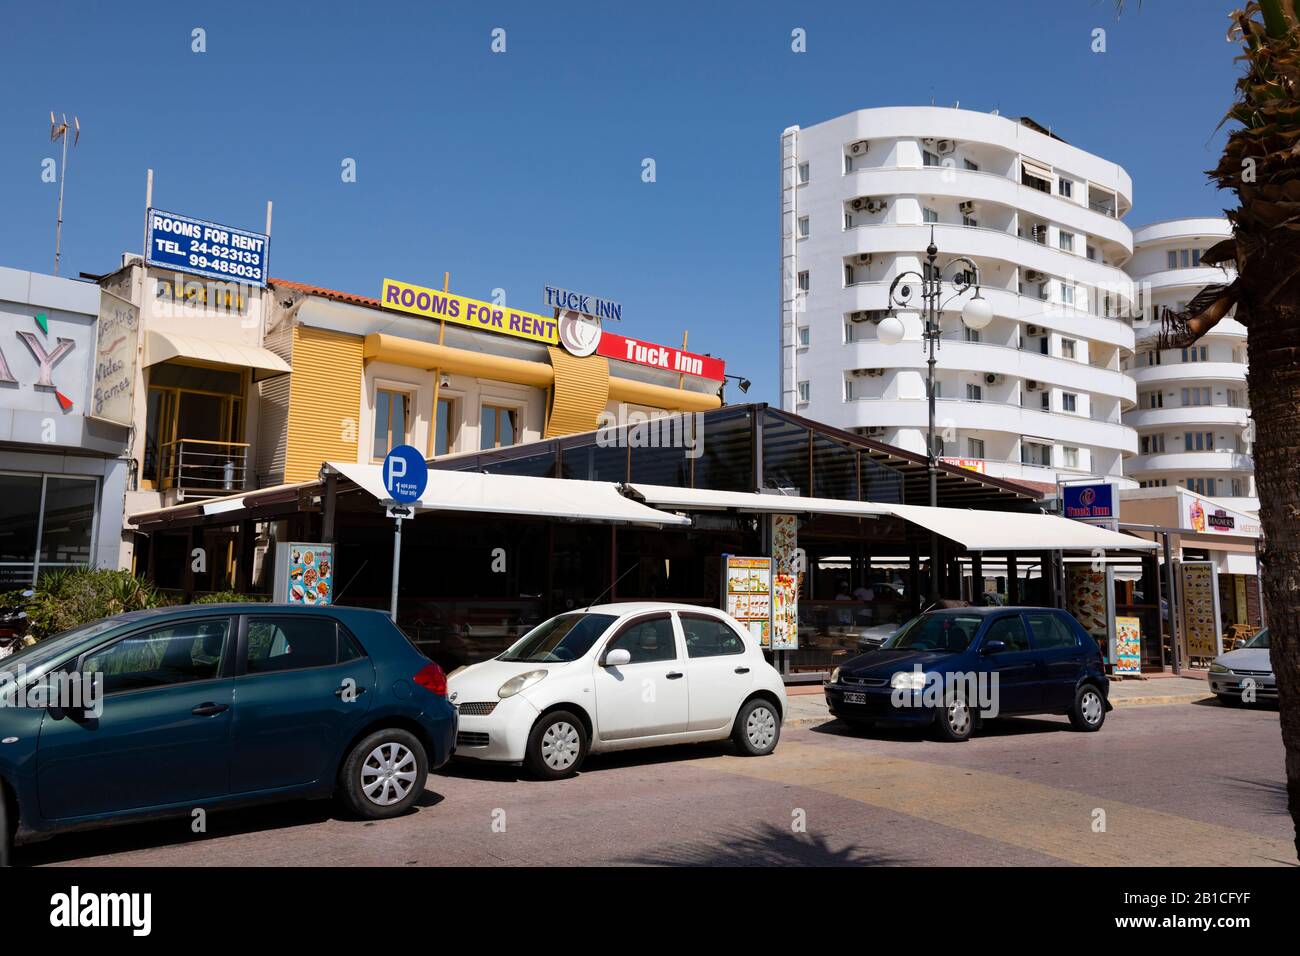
[936, 139, 956, 155]
[849, 140, 869, 155]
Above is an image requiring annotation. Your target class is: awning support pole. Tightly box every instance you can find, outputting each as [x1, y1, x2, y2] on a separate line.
[1164, 531, 1181, 675]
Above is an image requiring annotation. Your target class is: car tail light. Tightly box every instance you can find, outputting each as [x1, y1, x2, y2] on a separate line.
[414, 662, 447, 696]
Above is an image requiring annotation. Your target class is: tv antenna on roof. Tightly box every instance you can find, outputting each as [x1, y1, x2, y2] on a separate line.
[49, 112, 80, 275]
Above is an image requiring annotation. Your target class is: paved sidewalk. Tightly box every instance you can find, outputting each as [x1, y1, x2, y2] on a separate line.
[784, 675, 1213, 728]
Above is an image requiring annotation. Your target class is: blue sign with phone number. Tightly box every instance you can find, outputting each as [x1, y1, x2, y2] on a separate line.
[145, 208, 270, 288]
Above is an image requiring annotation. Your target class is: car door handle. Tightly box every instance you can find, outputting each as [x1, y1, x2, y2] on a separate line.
[666, 671, 684, 680]
[191, 702, 229, 717]
[334, 685, 367, 697]
[734, 667, 750, 674]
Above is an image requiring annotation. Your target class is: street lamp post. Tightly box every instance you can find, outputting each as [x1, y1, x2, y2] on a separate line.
[881, 229, 993, 604]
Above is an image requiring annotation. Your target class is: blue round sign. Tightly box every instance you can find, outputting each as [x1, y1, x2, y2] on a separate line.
[382, 444, 428, 504]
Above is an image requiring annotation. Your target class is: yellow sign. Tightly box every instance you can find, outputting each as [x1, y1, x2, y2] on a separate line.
[381, 278, 558, 345]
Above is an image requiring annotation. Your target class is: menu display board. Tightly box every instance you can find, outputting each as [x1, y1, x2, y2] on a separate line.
[280, 542, 334, 605]
[1066, 565, 1113, 660]
[770, 514, 800, 650]
[1114, 616, 1143, 675]
[723, 555, 772, 648]
[1180, 561, 1220, 660]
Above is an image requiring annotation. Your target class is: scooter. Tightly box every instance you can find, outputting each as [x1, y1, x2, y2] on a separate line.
[0, 590, 33, 659]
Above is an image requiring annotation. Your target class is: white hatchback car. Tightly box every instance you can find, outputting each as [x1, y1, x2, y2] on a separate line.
[447, 602, 787, 779]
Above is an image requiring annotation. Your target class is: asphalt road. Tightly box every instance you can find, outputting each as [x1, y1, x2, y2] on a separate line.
[23, 699, 1297, 867]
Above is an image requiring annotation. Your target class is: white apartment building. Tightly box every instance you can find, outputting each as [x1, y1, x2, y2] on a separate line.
[780, 106, 1138, 489]
[1124, 218, 1256, 512]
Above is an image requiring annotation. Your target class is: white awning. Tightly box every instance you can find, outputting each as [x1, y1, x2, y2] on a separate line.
[1020, 158, 1053, 181]
[887, 504, 1158, 552]
[327, 463, 691, 527]
[624, 483, 890, 518]
[146, 330, 291, 374]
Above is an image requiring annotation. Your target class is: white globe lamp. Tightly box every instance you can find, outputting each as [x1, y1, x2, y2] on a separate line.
[960, 291, 993, 331]
[876, 313, 906, 345]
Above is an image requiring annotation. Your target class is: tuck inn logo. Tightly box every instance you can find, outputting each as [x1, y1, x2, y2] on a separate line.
[0, 312, 76, 411]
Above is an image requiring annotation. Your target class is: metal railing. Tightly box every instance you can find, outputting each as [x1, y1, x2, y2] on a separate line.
[158, 439, 249, 497]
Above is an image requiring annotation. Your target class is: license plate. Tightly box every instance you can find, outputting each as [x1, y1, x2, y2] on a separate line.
[843, 691, 867, 705]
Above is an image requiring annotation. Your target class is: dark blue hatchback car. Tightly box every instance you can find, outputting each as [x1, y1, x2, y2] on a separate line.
[0, 604, 456, 862]
[824, 607, 1110, 742]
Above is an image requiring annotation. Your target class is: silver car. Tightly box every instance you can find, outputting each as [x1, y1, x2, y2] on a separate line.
[1208, 628, 1276, 704]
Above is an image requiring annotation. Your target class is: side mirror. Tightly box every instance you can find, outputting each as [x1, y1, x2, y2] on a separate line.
[981, 640, 1007, 656]
[603, 648, 632, 667]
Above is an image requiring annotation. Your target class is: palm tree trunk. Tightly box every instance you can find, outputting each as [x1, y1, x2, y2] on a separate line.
[1243, 295, 1300, 859]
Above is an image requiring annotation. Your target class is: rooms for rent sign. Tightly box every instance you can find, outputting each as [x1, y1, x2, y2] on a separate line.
[381, 278, 558, 345]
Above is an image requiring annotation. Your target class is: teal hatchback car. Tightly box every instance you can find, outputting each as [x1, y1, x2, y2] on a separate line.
[0, 604, 456, 864]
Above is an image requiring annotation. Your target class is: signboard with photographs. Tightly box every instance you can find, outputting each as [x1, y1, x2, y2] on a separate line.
[1180, 561, 1221, 660]
[1114, 616, 1143, 675]
[1066, 565, 1115, 662]
[770, 514, 800, 651]
[722, 555, 772, 648]
[277, 542, 334, 606]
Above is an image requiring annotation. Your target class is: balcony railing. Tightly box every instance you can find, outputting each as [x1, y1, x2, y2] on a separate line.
[159, 439, 249, 498]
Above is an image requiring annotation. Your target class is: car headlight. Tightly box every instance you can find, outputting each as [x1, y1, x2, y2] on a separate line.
[497, 670, 548, 699]
[890, 670, 928, 691]
[1209, 663, 1230, 674]
[828, 667, 841, 685]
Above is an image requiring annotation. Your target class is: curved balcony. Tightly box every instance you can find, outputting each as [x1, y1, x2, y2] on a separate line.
[1131, 218, 1231, 246]
[843, 341, 1136, 404]
[836, 282, 1135, 350]
[1137, 266, 1234, 295]
[844, 224, 1128, 292]
[1125, 405, 1250, 431]
[1128, 450, 1254, 474]
[843, 166, 1133, 253]
[1129, 362, 1247, 387]
[839, 397, 1138, 455]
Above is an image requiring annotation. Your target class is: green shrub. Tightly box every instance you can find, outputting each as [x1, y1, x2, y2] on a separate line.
[23, 567, 166, 640]
[193, 590, 268, 605]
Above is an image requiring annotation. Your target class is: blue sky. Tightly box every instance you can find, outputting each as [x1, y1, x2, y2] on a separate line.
[0, 1, 1242, 403]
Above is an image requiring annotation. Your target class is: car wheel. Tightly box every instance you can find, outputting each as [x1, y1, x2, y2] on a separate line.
[733, 697, 781, 756]
[525, 711, 588, 780]
[1068, 684, 1107, 732]
[933, 693, 973, 742]
[339, 728, 428, 819]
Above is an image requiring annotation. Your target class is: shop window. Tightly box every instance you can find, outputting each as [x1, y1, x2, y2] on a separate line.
[692, 409, 754, 492]
[435, 397, 459, 457]
[0, 473, 97, 588]
[481, 404, 519, 450]
[373, 388, 412, 460]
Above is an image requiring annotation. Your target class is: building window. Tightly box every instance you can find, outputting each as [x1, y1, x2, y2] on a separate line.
[843, 321, 857, 343]
[967, 437, 985, 459]
[1041, 391, 1050, 410]
[1021, 441, 1052, 466]
[1058, 230, 1075, 252]
[796, 270, 809, 293]
[844, 378, 855, 402]
[797, 381, 810, 403]
[1182, 387, 1211, 407]
[435, 396, 458, 457]
[923, 150, 939, 167]
[1184, 431, 1214, 451]
[1145, 391, 1163, 409]
[1185, 477, 1217, 496]
[797, 216, 810, 238]
[1061, 338, 1077, 359]
[1232, 478, 1245, 497]
[962, 214, 978, 228]
[1140, 434, 1166, 454]
[1062, 392, 1078, 413]
[798, 326, 810, 347]
[372, 388, 412, 460]
[143, 362, 246, 488]
[844, 263, 856, 286]
[964, 159, 979, 171]
[1060, 283, 1075, 306]
[923, 207, 939, 224]
[797, 162, 809, 184]
[1181, 346, 1208, 363]
[1062, 446, 1080, 469]
[481, 404, 519, 450]
[1058, 178, 1073, 198]
[966, 383, 983, 402]
[0, 473, 97, 587]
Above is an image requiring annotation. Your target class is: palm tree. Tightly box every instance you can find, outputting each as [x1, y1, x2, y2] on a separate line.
[1140, 1, 1300, 859]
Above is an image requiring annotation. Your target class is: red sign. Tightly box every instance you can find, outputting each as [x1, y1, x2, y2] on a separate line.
[596, 331, 725, 381]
